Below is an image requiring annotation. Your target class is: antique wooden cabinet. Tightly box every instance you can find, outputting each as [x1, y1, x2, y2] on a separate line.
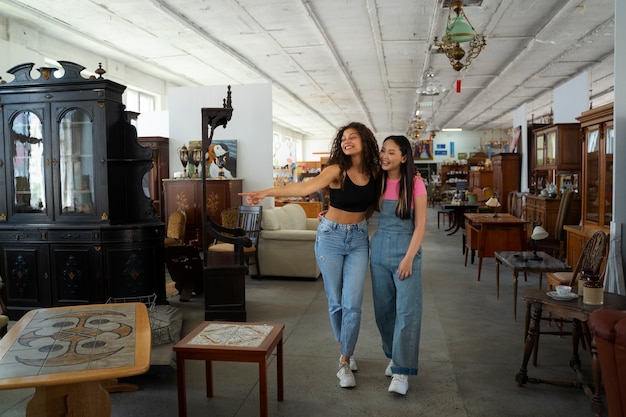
[440, 163, 468, 188]
[163, 178, 243, 243]
[532, 123, 581, 172]
[578, 103, 613, 232]
[531, 123, 581, 196]
[523, 194, 581, 239]
[468, 170, 493, 190]
[492, 153, 520, 214]
[138, 136, 169, 221]
[563, 103, 613, 264]
[0, 61, 165, 318]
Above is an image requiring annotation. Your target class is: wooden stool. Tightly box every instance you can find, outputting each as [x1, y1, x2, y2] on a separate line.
[437, 209, 453, 229]
[174, 322, 285, 417]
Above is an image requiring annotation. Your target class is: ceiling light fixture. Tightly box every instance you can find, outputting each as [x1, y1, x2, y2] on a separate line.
[416, 68, 447, 96]
[433, 0, 486, 73]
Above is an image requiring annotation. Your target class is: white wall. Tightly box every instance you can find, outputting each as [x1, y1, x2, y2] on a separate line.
[168, 84, 274, 200]
[553, 72, 589, 124]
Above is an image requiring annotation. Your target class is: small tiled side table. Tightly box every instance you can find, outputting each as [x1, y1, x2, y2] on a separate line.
[174, 321, 285, 417]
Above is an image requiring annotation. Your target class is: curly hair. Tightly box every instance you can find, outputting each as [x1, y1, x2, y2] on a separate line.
[327, 122, 379, 186]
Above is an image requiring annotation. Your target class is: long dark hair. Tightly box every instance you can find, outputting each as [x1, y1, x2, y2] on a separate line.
[327, 122, 379, 186]
[377, 135, 414, 219]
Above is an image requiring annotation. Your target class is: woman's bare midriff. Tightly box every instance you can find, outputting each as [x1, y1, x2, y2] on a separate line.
[324, 206, 367, 224]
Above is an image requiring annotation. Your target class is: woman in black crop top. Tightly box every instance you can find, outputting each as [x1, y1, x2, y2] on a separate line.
[241, 122, 379, 389]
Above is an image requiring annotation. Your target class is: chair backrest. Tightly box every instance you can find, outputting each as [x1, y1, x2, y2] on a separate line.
[568, 230, 609, 286]
[552, 188, 575, 239]
[237, 205, 262, 247]
[472, 186, 484, 202]
[483, 187, 494, 201]
[166, 210, 186, 241]
[220, 207, 239, 229]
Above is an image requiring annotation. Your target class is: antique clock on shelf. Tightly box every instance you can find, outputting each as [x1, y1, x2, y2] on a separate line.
[0, 60, 165, 318]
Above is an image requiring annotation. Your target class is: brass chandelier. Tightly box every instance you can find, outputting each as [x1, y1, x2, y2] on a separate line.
[433, 0, 486, 72]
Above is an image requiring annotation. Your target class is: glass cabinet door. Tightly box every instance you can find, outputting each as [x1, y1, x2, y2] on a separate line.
[584, 129, 600, 224]
[535, 133, 545, 167]
[545, 131, 556, 166]
[604, 125, 614, 225]
[10, 109, 48, 216]
[56, 107, 95, 218]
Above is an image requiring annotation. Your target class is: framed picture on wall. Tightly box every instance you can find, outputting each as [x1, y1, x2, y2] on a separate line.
[413, 139, 433, 160]
[207, 139, 237, 178]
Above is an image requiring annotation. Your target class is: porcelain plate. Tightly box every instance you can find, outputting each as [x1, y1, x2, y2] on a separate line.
[546, 291, 579, 301]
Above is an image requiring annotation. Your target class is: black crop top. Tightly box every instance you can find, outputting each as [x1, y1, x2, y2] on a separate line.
[329, 174, 377, 212]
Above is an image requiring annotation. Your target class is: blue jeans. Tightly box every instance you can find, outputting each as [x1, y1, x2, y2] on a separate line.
[370, 201, 423, 376]
[315, 216, 370, 357]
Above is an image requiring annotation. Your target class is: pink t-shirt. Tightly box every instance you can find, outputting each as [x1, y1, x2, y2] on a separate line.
[382, 177, 427, 203]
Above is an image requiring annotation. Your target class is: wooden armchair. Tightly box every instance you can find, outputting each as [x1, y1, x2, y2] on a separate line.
[208, 206, 261, 278]
[529, 230, 609, 365]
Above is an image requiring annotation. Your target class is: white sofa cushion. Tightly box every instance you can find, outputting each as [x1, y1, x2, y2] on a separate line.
[281, 204, 307, 230]
[261, 208, 281, 230]
[262, 204, 308, 231]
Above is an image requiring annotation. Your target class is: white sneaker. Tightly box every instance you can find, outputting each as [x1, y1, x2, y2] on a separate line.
[385, 359, 394, 377]
[339, 355, 358, 371]
[337, 361, 356, 388]
[388, 374, 408, 395]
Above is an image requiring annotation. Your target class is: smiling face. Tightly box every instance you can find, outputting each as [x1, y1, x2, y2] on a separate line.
[379, 138, 407, 177]
[341, 127, 363, 156]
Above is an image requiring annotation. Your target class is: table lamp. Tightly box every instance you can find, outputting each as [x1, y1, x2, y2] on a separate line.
[529, 224, 549, 261]
[485, 196, 501, 217]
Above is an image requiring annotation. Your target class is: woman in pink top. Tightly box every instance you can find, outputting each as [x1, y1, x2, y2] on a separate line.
[370, 135, 427, 395]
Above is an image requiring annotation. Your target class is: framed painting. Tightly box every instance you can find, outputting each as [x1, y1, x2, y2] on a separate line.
[207, 139, 237, 178]
[413, 139, 433, 160]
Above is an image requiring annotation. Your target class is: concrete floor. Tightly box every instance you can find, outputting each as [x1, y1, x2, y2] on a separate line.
[0, 207, 601, 416]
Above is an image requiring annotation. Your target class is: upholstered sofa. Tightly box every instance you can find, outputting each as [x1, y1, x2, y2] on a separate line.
[588, 309, 626, 417]
[257, 204, 320, 279]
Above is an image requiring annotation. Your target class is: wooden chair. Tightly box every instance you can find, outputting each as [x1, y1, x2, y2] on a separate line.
[532, 188, 576, 260]
[209, 206, 262, 278]
[164, 210, 187, 247]
[0, 276, 9, 338]
[165, 245, 204, 302]
[530, 230, 609, 365]
[546, 230, 609, 291]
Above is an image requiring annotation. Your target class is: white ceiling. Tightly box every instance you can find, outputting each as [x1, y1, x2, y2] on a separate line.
[0, 0, 615, 139]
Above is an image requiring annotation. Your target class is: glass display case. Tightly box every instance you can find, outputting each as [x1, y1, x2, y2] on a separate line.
[581, 112, 613, 228]
[0, 61, 165, 318]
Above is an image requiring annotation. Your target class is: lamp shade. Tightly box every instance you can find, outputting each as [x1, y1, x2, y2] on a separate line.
[531, 225, 549, 241]
[443, 15, 475, 43]
[485, 196, 501, 208]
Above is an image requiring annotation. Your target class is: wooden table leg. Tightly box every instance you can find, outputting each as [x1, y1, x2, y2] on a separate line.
[259, 357, 268, 417]
[27, 381, 111, 417]
[516, 303, 542, 387]
[513, 271, 519, 321]
[176, 354, 187, 417]
[206, 360, 213, 397]
[277, 336, 284, 402]
[496, 260, 500, 299]
[588, 328, 604, 416]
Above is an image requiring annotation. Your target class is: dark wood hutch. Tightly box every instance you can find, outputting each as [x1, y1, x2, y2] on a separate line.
[0, 61, 165, 318]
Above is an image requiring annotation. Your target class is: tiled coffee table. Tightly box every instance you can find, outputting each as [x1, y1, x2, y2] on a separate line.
[174, 321, 284, 417]
[0, 303, 151, 417]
